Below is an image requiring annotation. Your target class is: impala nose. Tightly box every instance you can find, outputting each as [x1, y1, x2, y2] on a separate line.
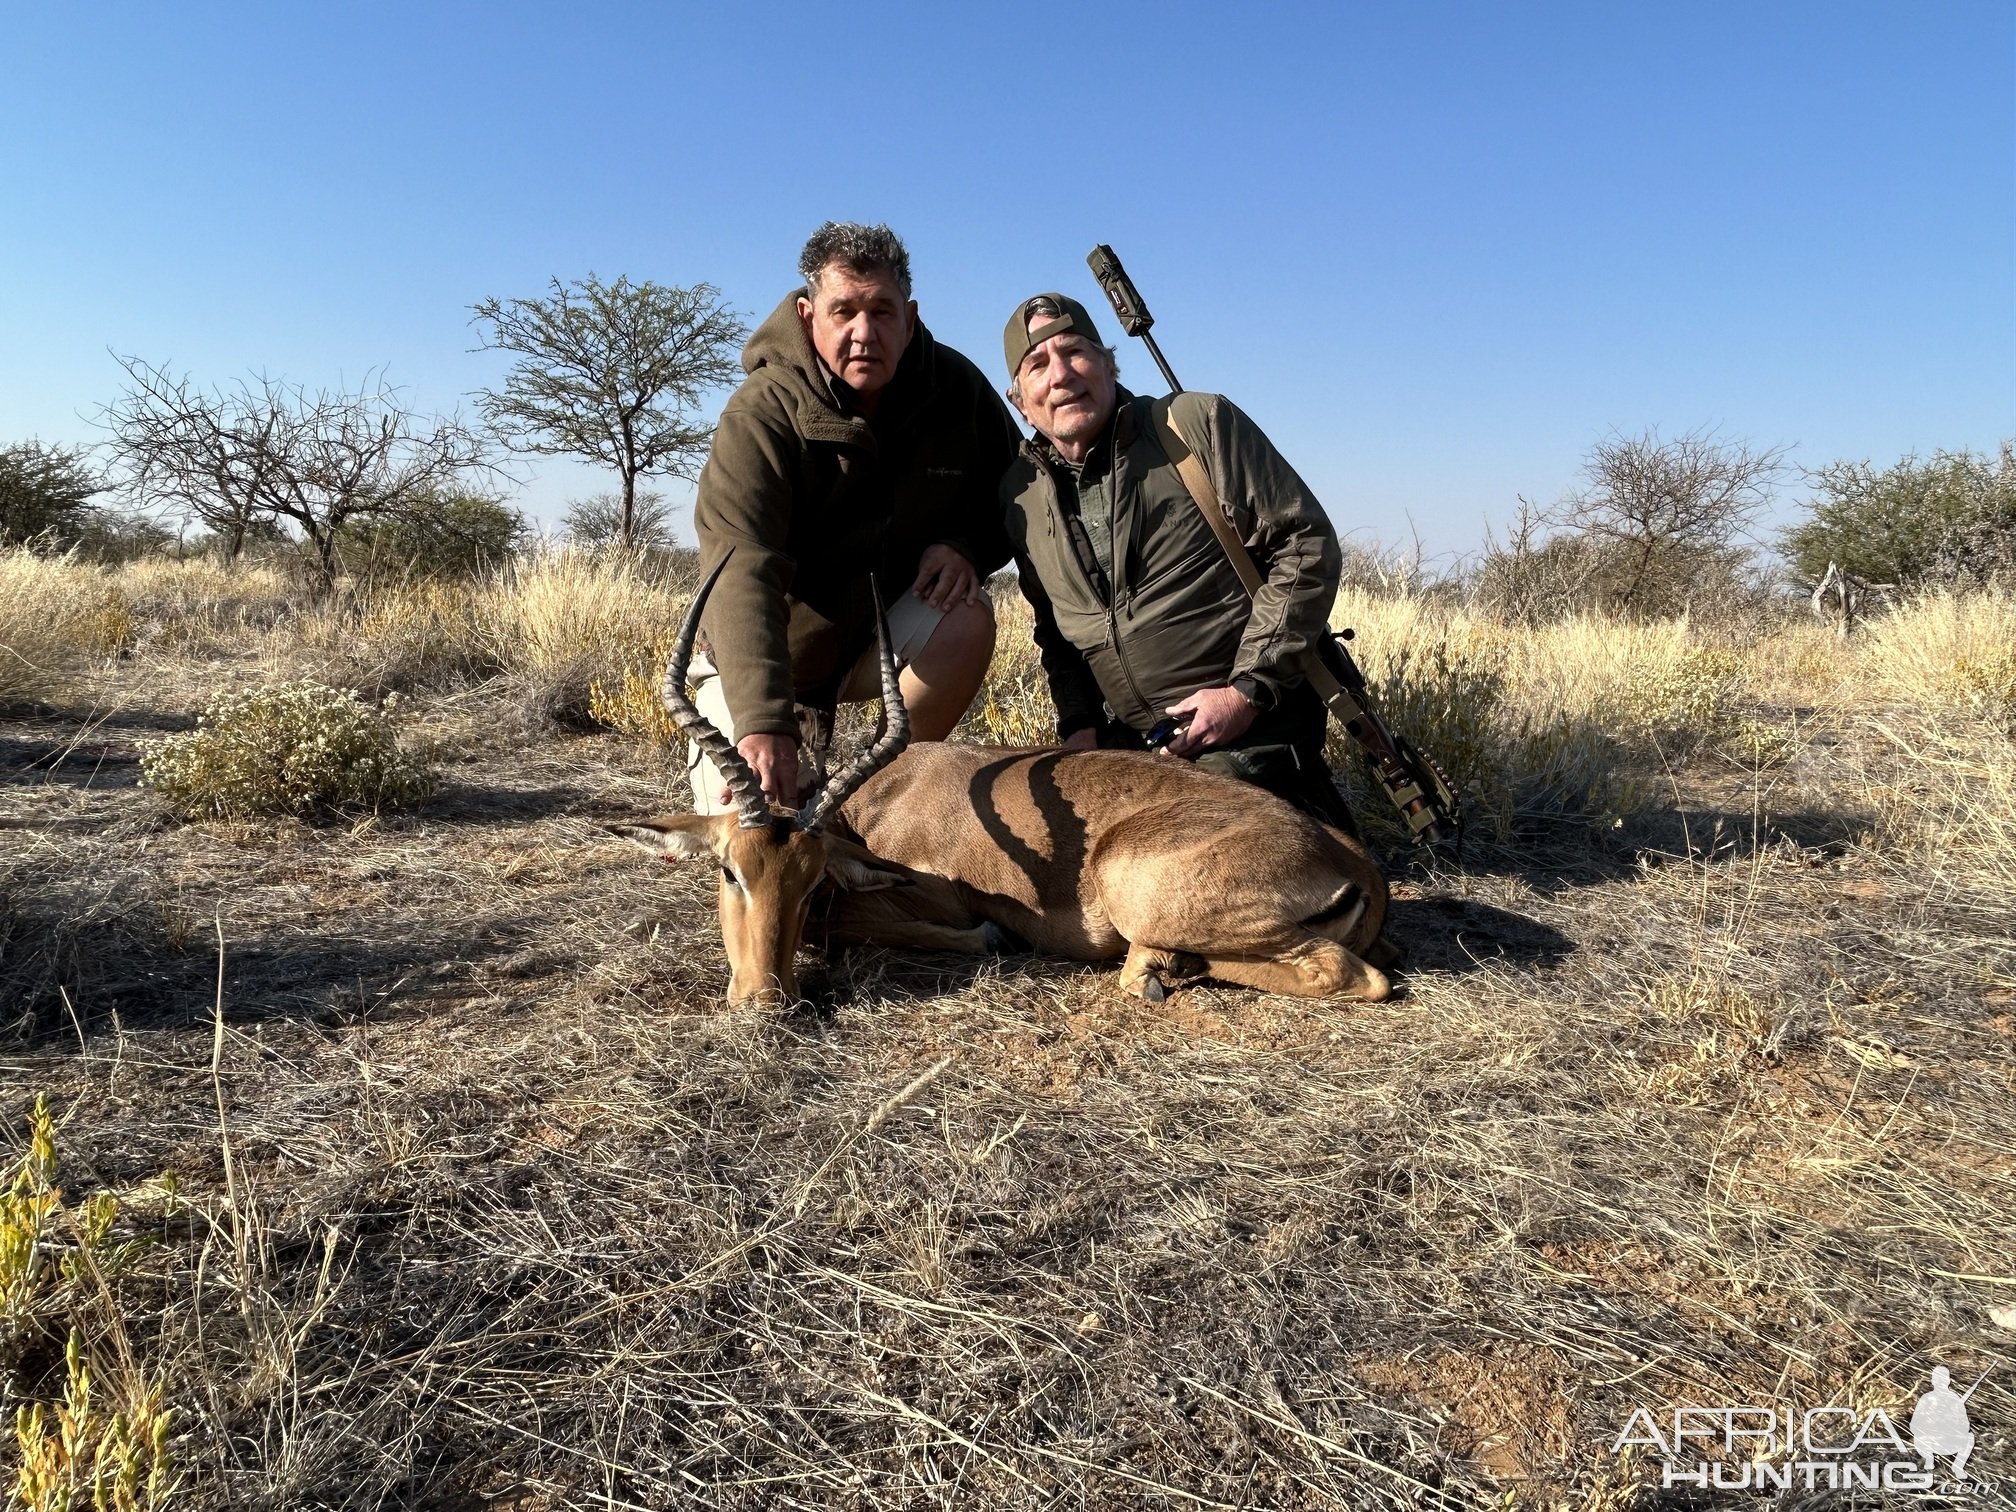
[727, 971, 796, 1008]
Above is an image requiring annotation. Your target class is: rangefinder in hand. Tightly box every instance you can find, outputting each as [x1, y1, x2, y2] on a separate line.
[1145, 713, 1193, 752]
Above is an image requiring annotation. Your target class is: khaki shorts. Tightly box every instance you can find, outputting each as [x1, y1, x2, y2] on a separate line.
[686, 588, 953, 815]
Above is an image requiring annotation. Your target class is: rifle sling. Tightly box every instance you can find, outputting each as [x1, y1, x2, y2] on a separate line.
[1149, 397, 1364, 725]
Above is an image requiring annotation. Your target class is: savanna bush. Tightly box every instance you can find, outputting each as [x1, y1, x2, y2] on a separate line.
[336, 493, 527, 583]
[140, 682, 434, 820]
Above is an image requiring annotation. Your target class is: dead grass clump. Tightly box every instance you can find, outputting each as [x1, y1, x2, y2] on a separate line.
[288, 579, 500, 696]
[1859, 705, 2016, 922]
[1321, 597, 1696, 847]
[477, 548, 684, 727]
[0, 552, 113, 706]
[1747, 618, 1855, 705]
[1829, 589, 2016, 919]
[111, 558, 303, 653]
[959, 592, 1060, 746]
[1865, 588, 2016, 732]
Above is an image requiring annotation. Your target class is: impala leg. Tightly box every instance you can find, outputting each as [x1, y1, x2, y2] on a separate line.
[1198, 935, 1391, 1003]
[825, 880, 995, 955]
[1119, 941, 1207, 1003]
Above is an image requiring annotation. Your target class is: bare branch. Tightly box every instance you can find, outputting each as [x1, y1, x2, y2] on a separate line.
[100, 356, 500, 591]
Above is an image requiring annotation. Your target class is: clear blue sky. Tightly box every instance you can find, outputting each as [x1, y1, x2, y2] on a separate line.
[3, 2, 2010, 560]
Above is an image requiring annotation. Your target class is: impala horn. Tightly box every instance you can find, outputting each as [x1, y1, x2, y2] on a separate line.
[796, 577, 909, 833]
[663, 555, 772, 828]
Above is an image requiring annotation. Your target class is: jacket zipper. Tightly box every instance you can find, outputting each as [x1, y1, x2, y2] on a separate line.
[1032, 406, 1157, 729]
[1098, 401, 1156, 726]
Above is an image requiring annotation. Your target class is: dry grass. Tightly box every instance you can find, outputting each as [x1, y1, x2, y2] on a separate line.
[0, 554, 128, 707]
[1, 553, 2012, 1508]
[471, 548, 694, 726]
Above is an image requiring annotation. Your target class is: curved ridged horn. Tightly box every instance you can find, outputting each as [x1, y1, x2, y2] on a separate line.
[664, 555, 771, 828]
[797, 577, 909, 833]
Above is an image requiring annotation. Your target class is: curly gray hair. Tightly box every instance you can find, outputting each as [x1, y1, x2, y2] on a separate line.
[798, 222, 912, 299]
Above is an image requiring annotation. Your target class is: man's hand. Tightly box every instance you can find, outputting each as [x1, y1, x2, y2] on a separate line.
[912, 544, 981, 611]
[729, 732, 800, 810]
[1060, 727, 1099, 752]
[1162, 685, 1257, 758]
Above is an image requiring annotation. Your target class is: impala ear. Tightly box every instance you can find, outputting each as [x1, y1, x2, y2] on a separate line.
[607, 816, 718, 861]
[823, 851, 912, 893]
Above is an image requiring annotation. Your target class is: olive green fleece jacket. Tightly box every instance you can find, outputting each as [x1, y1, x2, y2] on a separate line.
[1003, 389, 1342, 738]
[693, 294, 1019, 738]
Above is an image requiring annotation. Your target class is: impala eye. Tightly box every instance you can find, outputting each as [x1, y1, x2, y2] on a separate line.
[720, 866, 739, 888]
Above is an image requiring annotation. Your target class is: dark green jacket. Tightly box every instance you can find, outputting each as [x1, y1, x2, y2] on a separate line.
[1003, 389, 1341, 738]
[694, 294, 1019, 737]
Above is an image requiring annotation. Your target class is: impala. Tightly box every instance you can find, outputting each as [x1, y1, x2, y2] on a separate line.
[613, 562, 1394, 1005]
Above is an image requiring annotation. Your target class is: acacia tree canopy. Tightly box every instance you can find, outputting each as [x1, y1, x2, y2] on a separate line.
[1475, 428, 1785, 621]
[563, 490, 678, 553]
[0, 441, 104, 546]
[470, 275, 745, 550]
[338, 491, 527, 581]
[1782, 444, 2016, 587]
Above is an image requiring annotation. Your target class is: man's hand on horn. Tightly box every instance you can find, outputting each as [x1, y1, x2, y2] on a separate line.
[732, 732, 801, 810]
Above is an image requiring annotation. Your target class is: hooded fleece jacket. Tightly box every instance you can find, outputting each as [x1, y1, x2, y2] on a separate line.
[693, 293, 1020, 739]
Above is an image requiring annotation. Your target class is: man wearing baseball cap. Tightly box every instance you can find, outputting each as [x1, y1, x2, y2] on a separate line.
[999, 291, 1353, 825]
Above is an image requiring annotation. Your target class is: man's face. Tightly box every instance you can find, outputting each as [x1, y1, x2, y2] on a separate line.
[797, 263, 915, 399]
[1012, 328, 1117, 451]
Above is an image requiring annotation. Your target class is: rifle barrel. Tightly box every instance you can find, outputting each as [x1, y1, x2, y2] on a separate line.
[1140, 333, 1184, 396]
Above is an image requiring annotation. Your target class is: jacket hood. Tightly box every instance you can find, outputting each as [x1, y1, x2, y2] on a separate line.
[740, 291, 938, 440]
[741, 291, 825, 382]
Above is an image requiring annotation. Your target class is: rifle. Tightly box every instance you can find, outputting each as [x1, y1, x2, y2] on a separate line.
[1087, 244, 1464, 853]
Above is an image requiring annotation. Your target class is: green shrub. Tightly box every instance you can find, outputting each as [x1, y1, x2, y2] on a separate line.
[140, 682, 434, 820]
[4, 1097, 179, 1512]
[337, 493, 527, 582]
[0, 442, 102, 549]
[1784, 443, 2016, 587]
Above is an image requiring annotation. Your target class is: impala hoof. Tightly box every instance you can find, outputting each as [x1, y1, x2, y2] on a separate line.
[982, 921, 1030, 955]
